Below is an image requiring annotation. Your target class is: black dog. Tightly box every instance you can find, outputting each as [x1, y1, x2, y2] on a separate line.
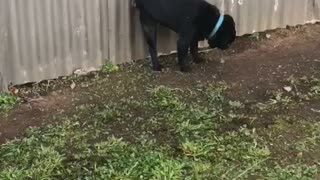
[135, 0, 236, 72]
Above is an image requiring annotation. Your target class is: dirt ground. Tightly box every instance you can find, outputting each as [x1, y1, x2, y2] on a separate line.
[1, 24, 320, 144]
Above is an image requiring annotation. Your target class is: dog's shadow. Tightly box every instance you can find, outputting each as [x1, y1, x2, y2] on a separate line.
[148, 50, 224, 76]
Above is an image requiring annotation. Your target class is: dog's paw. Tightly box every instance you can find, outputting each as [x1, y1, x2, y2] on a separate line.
[180, 66, 191, 73]
[153, 65, 163, 72]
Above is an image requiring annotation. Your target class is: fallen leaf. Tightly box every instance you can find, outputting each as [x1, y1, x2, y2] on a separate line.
[266, 34, 271, 39]
[73, 69, 88, 76]
[70, 82, 76, 90]
[283, 86, 292, 92]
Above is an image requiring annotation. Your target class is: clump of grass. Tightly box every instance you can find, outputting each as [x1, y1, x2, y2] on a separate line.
[294, 122, 320, 153]
[0, 93, 20, 113]
[0, 116, 271, 179]
[149, 85, 185, 111]
[249, 32, 260, 41]
[204, 82, 229, 104]
[266, 164, 318, 180]
[251, 91, 294, 113]
[284, 76, 320, 100]
[309, 78, 320, 98]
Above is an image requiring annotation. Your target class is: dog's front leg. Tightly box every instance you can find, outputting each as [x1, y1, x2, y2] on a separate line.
[190, 40, 205, 64]
[177, 29, 196, 72]
[177, 39, 191, 72]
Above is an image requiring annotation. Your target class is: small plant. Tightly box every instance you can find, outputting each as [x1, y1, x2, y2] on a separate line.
[0, 93, 20, 112]
[102, 63, 120, 74]
[249, 32, 260, 41]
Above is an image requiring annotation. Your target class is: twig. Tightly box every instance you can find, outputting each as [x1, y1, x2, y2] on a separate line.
[232, 158, 269, 180]
[221, 165, 239, 179]
[311, 108, 320, 113]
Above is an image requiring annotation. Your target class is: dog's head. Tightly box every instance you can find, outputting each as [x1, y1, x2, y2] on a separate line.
[208, 15, 236, 50]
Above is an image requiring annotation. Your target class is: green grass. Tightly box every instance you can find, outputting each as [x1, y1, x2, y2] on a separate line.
[0, 93, 20, 113]
[2, 25, 320, 179]
[1, 80, 319, 179]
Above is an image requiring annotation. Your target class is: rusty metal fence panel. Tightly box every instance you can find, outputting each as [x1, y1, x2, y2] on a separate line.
[0, 0, 320, 91]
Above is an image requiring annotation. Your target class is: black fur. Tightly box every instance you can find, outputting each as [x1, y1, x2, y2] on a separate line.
[135, 0, 236, 72]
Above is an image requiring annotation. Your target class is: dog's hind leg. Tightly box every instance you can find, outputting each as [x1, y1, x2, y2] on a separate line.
[139, 12, 162, 71]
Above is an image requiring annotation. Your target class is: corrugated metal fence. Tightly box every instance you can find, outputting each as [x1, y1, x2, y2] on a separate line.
[0, 0, 320, 91]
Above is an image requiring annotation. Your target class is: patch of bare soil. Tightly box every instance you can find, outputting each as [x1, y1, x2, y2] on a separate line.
[0, 92, 75, 144]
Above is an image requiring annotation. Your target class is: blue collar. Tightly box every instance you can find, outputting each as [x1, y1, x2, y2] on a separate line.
[208, 15, 224, 39]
